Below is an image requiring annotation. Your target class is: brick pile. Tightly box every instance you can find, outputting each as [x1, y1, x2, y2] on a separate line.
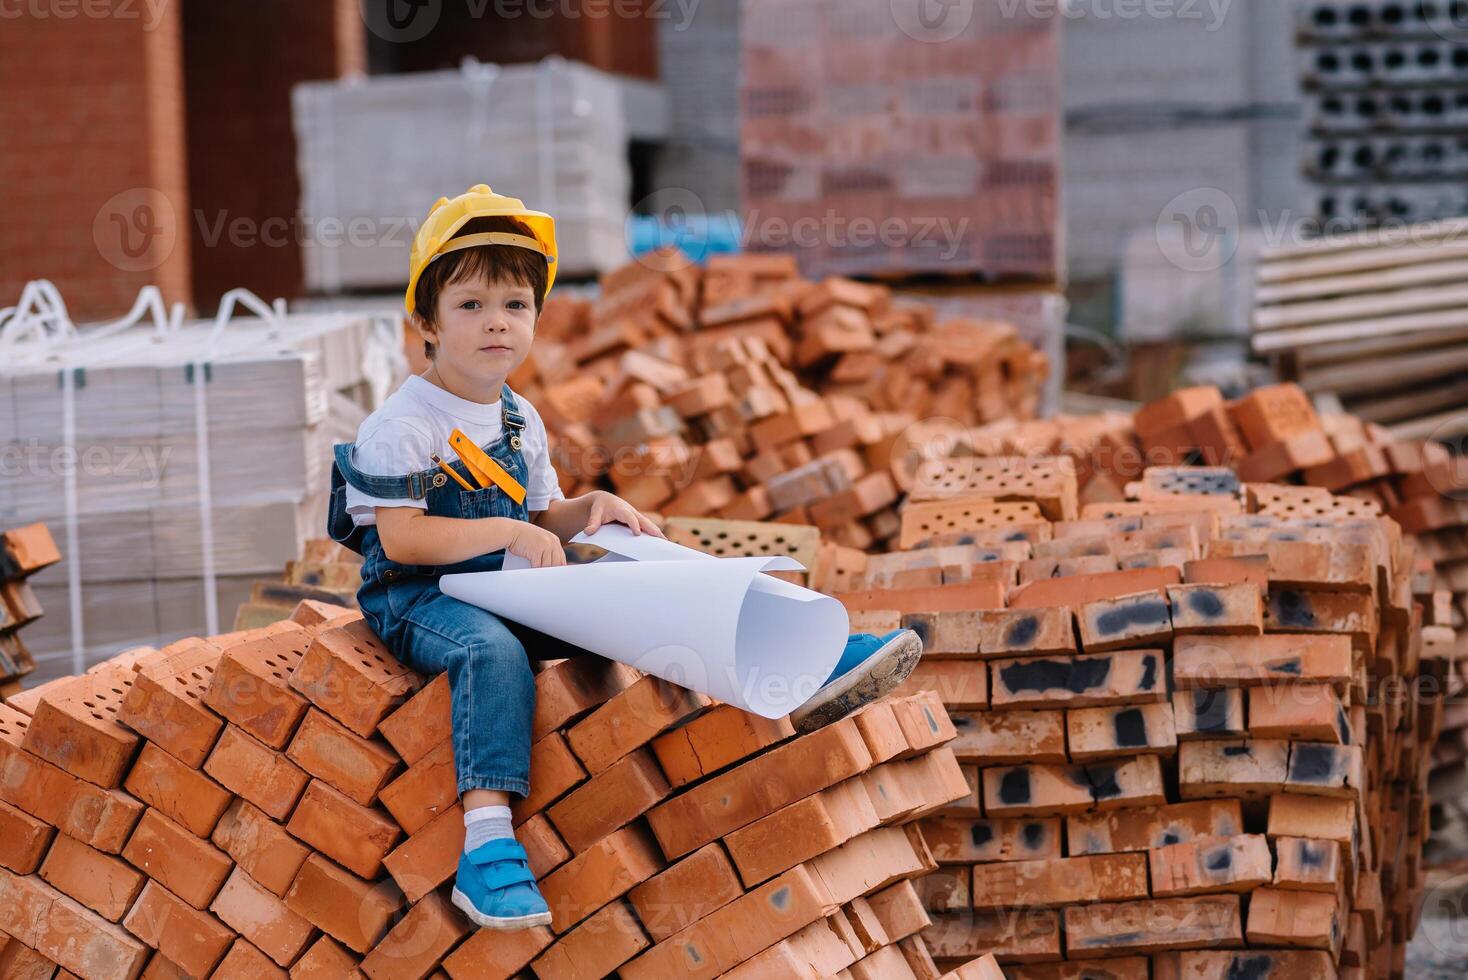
[0, 591, 1009, 978]
[836, 459, 1435, 977]
[404, 251, 1049, 553]
[0, 524, 59, 698]
[920, 381, 1468, 862]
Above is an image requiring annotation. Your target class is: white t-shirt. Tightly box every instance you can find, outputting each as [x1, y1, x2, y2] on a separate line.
[345, 375, 564, 526]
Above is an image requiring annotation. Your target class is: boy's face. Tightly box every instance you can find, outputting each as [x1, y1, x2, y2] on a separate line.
[424, 273, 537, 387]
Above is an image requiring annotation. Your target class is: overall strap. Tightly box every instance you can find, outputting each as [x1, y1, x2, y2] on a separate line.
[332, 443, 435, 501]
[501, 384, 527, 433]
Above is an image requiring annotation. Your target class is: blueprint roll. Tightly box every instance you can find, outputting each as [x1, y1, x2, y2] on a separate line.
[439, 525, 850, 719]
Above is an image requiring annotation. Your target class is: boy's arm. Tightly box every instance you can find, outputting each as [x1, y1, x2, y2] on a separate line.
[375, 508, 564, 567]
[533, 490, 663, 544]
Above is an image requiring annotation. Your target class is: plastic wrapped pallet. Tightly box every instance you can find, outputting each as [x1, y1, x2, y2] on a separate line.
[292, 57, 636, 294]
[0, 284, 395, 683]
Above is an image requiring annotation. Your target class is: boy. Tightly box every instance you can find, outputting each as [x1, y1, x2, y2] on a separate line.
[326, 185, 923, 929]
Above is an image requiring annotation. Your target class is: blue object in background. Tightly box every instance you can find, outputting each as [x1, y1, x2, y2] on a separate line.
[626, 212, 743, 264]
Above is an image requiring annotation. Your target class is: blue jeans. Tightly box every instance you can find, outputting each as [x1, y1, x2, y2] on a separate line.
[359, 575, 587, 799]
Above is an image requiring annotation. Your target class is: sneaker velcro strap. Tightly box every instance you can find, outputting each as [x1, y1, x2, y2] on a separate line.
[465, 838, 538, 889]
[481, 860, 537, 891]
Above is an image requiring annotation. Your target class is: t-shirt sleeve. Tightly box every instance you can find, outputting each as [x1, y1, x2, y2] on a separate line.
[521, 400, 565, 512]
[343, 417, 437, 522]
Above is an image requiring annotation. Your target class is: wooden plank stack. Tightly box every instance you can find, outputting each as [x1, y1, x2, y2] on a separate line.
[0, 593, 1007, 977]
[850, 462, 1436, 976]
[453, 252, 1050, 555]
[1252, 218, 1468, 440]
[0, 524, 59, 700]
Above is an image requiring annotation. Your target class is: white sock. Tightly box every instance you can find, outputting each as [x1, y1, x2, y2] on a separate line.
[464, 804, 514, 853]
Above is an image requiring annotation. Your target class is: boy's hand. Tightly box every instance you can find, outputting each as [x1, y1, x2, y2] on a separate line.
[584, 491, 665, 538]
[506, 521, 567, 568]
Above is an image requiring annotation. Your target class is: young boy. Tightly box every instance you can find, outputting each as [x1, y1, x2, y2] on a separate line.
[326, 185, 923, 930]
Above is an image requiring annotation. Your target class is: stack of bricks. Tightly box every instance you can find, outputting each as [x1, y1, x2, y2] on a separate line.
[232, 538, 361, 631]
[0, 588, 1007, 978]
[0, 524, 59, 700]
[402, 251, 1048, 553]
[834, 457, 1436, 977]
[913, 381, 1468, 862]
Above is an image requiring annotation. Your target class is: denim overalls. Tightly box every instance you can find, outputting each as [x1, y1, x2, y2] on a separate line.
[326, 384, 582, 798]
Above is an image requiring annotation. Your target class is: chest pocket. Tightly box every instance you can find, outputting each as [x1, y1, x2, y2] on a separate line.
[432, 448, 531, 522]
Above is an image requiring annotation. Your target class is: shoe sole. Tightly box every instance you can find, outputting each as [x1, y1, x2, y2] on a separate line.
[451, 886, 552, 930]
[790, 630, 924, 734]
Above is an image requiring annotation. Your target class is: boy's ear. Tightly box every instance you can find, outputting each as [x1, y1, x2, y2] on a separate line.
[410, 310, 433, 340]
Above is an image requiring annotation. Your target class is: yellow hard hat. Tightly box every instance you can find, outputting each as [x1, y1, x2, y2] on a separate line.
[405, 184, 558, 313]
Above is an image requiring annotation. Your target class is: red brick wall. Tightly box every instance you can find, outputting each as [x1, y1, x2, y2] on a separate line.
[181, 0, 365, 311]
[0, 4, 193, 320]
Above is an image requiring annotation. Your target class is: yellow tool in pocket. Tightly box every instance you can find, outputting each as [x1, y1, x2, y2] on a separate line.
[449, 429, 527, 505]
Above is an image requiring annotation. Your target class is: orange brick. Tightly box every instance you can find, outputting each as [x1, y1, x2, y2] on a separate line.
[1167, 582, 1263, 636]
[1267, 794, 1356, 844]
[212, 939, 287, 979]
[287, 780, 401, 879]
[210, 799, 310, 898]
[39, 831, 146, 922]
[547, 749, 670, 853]
[441, 925, 553, 980]
[290, 619, 422, 738]
[116, 642, 224, 768]
[122, 808, 232, 910]
[520, 813, 572, 878]
[1068, 800, 1246, 856]
[920, 816, 1061, 864]
[0, 705, 142, 853]
[1173, 688, 1247, 740]
[0, 868, 150, 980]
[286, 707, 400, 806]
[849, 700, 909, 764]
[1248, 685, 1348, 743]
[647, 718, 873, 860]
[1148, 834, 1272, 897]
[1064, 895, 1243, 957]
[724, 778, 879, 887]
[990, 649, 1165, 709]
[1009, 567, 1180, 609]
[650, 704, 794, 788]
[290, 936, 362, 978]
[532, 658, 640, 742]
[837, 581, 1006, 616]
[1066, 703, 1178, 761]
[284, 853, 403, 954]
[123, 880, 236, 977]
[530, 901, 651, 980]
[539, 823, 665, 932]
[22, 667, 140, 787]
[1228, 383, 1319, 451]
[376, 673, 449, 765]
[379, 738, 457, 835]
[360, 889, 470, 980]
[204, 725, 308, 821]
[866, 880, 931, 942]
[202, 626, 314, 748]
[0, 798, 53, 874]
[124, 742, 232, 838]
[2, 523, 61, 572]
[627, 842, 745, 943]
[888, 691, 958, 757]
[950, 710, 1066, 765]
[566, 677, 709, 775]
[977, 607, 1076, 658]
[510, 732, 587, 826]
[1077, 591, 1173, 653]
[893, 660, 988, 711]
[1245, 888, 1339, 950]
[620, 864, 833, 980]
[383, 803, 464, 903]
[1273, 837, 1342, 892]
[1183, 555, 1269, 590]
[211, 867, 315, 967]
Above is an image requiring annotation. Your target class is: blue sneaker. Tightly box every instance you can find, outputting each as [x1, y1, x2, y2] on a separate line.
[790, 629, 924, 733]
[450, 838, 552, 930]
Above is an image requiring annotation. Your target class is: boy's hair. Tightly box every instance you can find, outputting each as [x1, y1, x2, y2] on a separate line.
[413, 215, 549, 360]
